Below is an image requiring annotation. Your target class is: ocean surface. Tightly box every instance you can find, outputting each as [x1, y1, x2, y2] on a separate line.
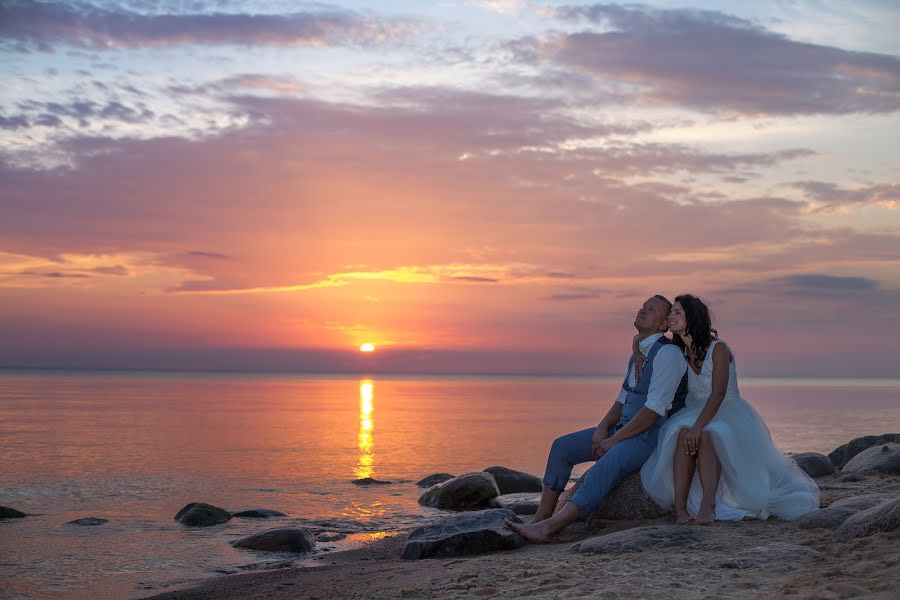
[1, 370, 899, 599]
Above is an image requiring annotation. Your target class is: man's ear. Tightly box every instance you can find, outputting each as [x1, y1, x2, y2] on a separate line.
[658, 320, 669, 333]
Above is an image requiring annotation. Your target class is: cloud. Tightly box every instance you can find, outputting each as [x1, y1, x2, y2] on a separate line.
[450, 276, 499, 283]
[0, 1, 422, 50]
[543, 288, 605, 301]
[517, 3, 900, 115]
[794, 181, 900, 211]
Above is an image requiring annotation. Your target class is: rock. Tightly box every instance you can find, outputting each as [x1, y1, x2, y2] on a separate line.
[316, 531, 347, 542]
[570, 524, 703, 555]
[416, 473, 455, 488]
[0, 506, 26, 519]
[401, 509, 524, 559]
[573, 472, 668, 524]
[66, 517, 108, 526]
[418, 472, 500, 511]
[174, 502, 232, 527]
[794, 493, 891, 530]
[720, 542, 819, 569]
[351, 477, 392, 485]
[828, 434, 900, 468]
[790, 452, 834, 478]
[482, 466, 542, 494]
[838, 474, 866, 483]
[232, 509, 286, 518]
[835, 496, 900, 539]
[841, 444, 900, 475]
[490, 493, 541, 515]
[830, 493, 892, 510]
[234, 527, 316, 553]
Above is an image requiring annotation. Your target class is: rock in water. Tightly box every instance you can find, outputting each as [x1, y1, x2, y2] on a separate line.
[835, 496, 900, 539]
[402, 509, 524, 559]
[418, 472, 500, 511]
[790, 452, 834, 478]
[316, 531, 347, 542]
[482, 466, 542, 494]
[234, 527, 316, 553]
[351, 477, 392, 485]
[841, 444, 900, 475]
[720, 542, 819, 569]
[416, 473, 456, 488]
[174, 502, 232, 527]
[66, 517, 108, 526]
[570, 525, 704, 555]
[490, 493, 541, 515]
[561, 472, 667, 525]
[0, 506, 26, 519]
[232, 509, 286, 518]
[828, 434, 900, 468]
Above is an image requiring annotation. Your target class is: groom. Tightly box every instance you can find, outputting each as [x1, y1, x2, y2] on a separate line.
[507, 295, 687, 542]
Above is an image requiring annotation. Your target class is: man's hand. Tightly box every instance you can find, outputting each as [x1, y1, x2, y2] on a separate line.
[631, 334, 645, 381]
[594, 436, 617, 459]
[591, 426, 608, 460]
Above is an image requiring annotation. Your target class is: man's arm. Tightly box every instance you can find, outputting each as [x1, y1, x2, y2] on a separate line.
[591, 401, 623, 459]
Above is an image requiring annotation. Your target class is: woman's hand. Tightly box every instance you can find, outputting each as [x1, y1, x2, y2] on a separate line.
[683, 425, 703, 455]
[632, 335, 646, 382]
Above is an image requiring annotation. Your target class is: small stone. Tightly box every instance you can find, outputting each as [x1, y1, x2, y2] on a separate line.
[234, 527, 316, 553]
[490, 493, 540, 515]
[316, 531, 347, 542]
[66, 517, 108, 526]
[790, 452, 834, 478]
[174, 502, 232, 527]
[570, 524, 703, 555]
[351, 477, 392, 485]
[0, 506, 27, 519]
[232, 509, 286, 518]
[416, 473, 456, 488]
[402, 509, 524, 560]
[482, 466, 542, 494]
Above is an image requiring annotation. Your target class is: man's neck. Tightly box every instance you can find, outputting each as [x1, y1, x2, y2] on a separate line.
[635, 330, 660, 341]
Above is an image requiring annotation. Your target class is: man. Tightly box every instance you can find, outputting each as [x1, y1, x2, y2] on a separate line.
[506, 295, 687, 542]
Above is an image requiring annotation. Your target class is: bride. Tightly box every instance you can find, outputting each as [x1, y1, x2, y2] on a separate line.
[639, 294, 819, 524]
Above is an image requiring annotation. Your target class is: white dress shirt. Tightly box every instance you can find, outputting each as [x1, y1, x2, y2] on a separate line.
[615, 332, 687, 417]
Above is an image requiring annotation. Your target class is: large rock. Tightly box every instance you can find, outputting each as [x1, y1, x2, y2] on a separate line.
[416, 473, 455, 488]
[66, 517, 108, 526]
[490, 493, 541, 515]
[174, 502, 232, 527]
[402, 509, 524, 559]
[841, 444, 900, 475]
[232, 509, 286, 518]
[568, 472, 668, 524]
[720, 542, 819, 569]
[828, 434, 900, 468]
[835, 496, 900, 539]
[233, 527, 316, 553]
[0, 506, 26, 519]
[794, 494, 892, 530]
[418, 472, 500, 511]
[790, 452, 834, 478]
[482, 466, 542, 494]
[570, 525, 703, 555]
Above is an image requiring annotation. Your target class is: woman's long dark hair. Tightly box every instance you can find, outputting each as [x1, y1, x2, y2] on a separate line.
[673, 294, 718, 368]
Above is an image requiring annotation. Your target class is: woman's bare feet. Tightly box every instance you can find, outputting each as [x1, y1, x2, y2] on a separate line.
[505, 519, 552, 543]
[674, 508, 694, 525]
[696, 503, 716, 525]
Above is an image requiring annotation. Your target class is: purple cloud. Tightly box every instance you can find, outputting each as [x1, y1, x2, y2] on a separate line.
[794, 181, 900, 211]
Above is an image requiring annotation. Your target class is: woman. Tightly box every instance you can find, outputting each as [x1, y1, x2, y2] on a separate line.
[638, 294, 819, 524]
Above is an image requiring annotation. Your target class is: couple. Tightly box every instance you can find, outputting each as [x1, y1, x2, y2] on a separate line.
[507, 294, 819, 542]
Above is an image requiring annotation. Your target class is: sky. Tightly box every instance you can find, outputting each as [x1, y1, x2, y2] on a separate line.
[1, 0, 899, 376]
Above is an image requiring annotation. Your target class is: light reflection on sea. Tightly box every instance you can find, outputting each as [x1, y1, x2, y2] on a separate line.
[0, 370, 898, 598]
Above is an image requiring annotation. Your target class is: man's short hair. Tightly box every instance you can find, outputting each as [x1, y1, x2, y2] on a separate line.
[652, 294, 673, 315]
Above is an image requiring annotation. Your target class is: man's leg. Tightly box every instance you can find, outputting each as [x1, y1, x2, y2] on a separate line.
[531, 428, 595, 523]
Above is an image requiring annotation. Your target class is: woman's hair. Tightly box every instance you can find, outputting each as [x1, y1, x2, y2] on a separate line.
[673, 294, 718, 366]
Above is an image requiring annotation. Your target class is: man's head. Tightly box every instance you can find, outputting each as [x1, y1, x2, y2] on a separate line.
[633, 295, 672, 336]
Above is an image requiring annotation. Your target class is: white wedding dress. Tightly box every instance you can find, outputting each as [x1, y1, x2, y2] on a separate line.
[641, 340, 819, 521]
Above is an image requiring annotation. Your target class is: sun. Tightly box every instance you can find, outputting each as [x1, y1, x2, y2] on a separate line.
[359, 343, 376, 353]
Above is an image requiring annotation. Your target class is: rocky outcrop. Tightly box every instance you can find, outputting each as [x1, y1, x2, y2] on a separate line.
[482, 466, 542, 494]
[790, 452, 834, 478]
[570, 525, 704, 555]
[794, 493, 891, 530]
[66, 517, 108, 526]
[828, 434, 900, 468]
[0, 506, 26, 519]
[232, 509, 286, 518]
[174, 502, 232, 527]
[490, 493, 541, 515]
[233, 527, 316, 553]
[562, 472, 668, 525]
[416, 473, 455, 488]
[418, 472, 500, 511]
[841, 444, 900, 475]
[402, 509, 524, 559]
[351, 477, 392, 485]
[835, 496, 900, 539]
[720, 542, 819, 569]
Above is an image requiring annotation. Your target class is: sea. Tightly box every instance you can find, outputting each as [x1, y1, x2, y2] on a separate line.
[1, 370, 899, 599]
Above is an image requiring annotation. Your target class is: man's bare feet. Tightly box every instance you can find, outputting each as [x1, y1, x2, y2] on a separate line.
[696, 503, 716, 525]
[674, 508, 694, 525]
[505, 519, 552, 543]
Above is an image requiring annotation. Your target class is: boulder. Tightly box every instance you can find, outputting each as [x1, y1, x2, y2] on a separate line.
[794, 493, 892, 530]
[828, 434, 900, 468]
[562, 472, 668, 524]
[720, 542, 819, 569]
[418, 472, 500, 511]
[482, 466, 542, 494]
[416, 473, 455, 488]
[490, 493, 541, 515]
[234, 527, 316, 553]
[402, 509, 524, 559]
[838, 474, 866, 483]
[570, 525, 703, 555]
[835, 496, 900, 539]
[790, 452, 834, 478]
[316, 531, 347, 542]
[174, 502, 232, 527]
[841, 444, 900, 475]
[232, 509, 286, 518]
[351, 477, 392, 485]
[66, 517, 108, 526]
[0, 506, 26, 519]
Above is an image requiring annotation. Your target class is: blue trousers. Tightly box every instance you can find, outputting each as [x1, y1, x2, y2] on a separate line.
[542, 427, 656, 519]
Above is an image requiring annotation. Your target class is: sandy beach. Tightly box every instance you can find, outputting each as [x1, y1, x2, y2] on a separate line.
[147, 470, 899, 600]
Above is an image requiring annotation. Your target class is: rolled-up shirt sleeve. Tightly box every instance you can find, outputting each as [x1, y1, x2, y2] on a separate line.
[644, 346, 687, 416]
[615, 386, 628, 405]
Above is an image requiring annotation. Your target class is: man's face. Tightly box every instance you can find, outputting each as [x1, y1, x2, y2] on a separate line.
[634, 297, 670, 334]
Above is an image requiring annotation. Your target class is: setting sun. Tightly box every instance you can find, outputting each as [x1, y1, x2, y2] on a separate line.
[359, 343, 376, 353]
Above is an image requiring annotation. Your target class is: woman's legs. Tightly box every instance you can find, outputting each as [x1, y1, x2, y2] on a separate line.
[673, 428, 696, 524]
[696, 430, 721, 524]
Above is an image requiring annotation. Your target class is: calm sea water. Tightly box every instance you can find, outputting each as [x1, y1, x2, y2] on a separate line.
[1, 370, 899, 599]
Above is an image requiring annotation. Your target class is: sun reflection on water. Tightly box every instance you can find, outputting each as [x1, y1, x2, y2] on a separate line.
[356, 379, 374, 480]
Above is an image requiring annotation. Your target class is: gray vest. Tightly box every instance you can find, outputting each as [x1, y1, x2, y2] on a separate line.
[616, 337, 688, 437]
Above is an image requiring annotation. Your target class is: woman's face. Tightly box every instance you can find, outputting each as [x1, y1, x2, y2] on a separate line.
[668, 301, 687, 335]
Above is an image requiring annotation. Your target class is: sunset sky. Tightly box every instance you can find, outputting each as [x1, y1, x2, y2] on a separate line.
[2, 0, 899, 376]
